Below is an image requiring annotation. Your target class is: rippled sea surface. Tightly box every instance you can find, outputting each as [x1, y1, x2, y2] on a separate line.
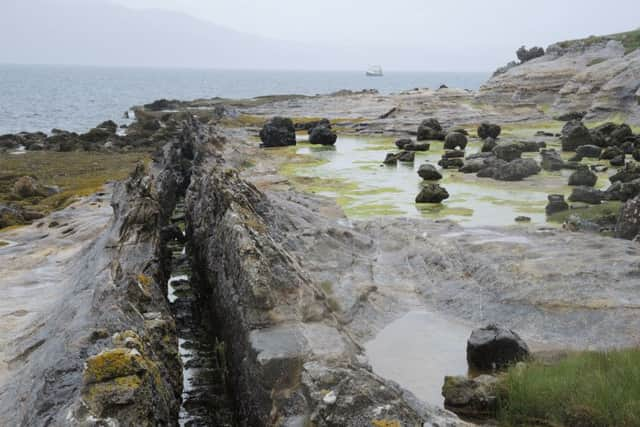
[0, 64, 488, 134]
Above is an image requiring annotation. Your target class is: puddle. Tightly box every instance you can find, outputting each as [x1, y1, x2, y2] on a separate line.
[364, 310, 471, 406]
[285, 135, 614, 227]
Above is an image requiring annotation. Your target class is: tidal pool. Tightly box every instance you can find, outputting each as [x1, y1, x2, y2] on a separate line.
[285, 135, 614, 226]
[364, 311, 471, 406]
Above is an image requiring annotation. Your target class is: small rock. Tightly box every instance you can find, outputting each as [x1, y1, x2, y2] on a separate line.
[442, 375, 498, 419]
[515, 216, 531, 223]
[438, 158, 464, 169]
[481, 137, 497, 153]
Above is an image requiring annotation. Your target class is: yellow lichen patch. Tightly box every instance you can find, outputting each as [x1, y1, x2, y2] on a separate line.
[83, 348, 146, 384]
[372, 419, 402, 427]
[137, 273, 152, 288]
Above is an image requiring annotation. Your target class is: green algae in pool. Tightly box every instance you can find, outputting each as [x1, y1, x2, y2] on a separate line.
[284, 135, 614, 226]
[364, 311, 471, 406]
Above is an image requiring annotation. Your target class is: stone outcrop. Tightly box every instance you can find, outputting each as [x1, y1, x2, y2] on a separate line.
[0, 120, 206, 425]
[616, 195, 640, 240]
[477, 32, 640, 124]
[185, 147, 439, 425]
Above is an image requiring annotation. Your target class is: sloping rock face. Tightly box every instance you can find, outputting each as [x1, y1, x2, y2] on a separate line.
[0, 120, 203, 426]
[185, 150, 447, 425]
[477, 38, 640, 123]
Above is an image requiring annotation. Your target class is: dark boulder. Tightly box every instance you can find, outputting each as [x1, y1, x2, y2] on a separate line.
[519, 140, 546, 153]
[540, 149, 565, 171]
[444, 132, 468, 150]
[417, 119, 445, 141]
[517, 45, 545, 62]
[477, 123, 501, 139]
[295, 118, 330, 132]
[383, 153, 400, 165]
[601, 146, 624, 160]
[561, 120, 592, 151]
[610, 162, 640, 183]
[481, 137, 497, 153]
[309, 126, 337, 146]
[259, 117, 296, 147]
[492, 142, 523, 162]
[395, 139, 413, 149]
[438, 158, 464, 169]
[568, 166, 597, 187]
[546, 194, 569, 215]
[493, 158, 540, 181]
[610, 155, 626, 167]
[404, 141, 430, 151]
[417, 164, 442, 180]
[466, 325, 530, 371]
[605, 179, 640, 202]
[569, 187, 605, 204]
[554, 111, 587, 122]
[615, 196, 640, 240]
[415, 184, 449, 203]
[575, 145, 602, 160]
[398, 151, 415, 162]
[442, 149, 465, 159]
[610, 124, 633, 146]
[633, 149, 640, 162]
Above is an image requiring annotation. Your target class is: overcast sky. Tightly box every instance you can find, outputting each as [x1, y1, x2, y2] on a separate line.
[2, 0, 639, 71]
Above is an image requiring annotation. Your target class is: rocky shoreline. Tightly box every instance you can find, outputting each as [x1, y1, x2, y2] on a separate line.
[1, 30, 640, 424]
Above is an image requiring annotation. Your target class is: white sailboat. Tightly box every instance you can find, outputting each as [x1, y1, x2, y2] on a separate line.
[366, 65, 383, 77]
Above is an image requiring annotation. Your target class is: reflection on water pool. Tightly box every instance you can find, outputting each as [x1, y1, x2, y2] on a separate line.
[364, 311, 471, 406]
[285, 134, 612, 227]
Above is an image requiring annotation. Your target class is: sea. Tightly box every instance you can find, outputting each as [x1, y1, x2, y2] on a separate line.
[0, 64, 489, 135]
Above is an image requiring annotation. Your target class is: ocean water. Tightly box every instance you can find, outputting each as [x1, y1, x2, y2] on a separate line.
[0, 64, 489, 135]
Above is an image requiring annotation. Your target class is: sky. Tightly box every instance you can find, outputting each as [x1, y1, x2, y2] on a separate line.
[1, 0, 639, 71]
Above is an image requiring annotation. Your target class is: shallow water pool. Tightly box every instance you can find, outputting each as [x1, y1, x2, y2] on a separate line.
[364, 310, 471, 406]
[286, 135, 613, 226]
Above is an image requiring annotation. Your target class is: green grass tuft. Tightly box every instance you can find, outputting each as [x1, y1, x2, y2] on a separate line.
[498, 349, 640, 427]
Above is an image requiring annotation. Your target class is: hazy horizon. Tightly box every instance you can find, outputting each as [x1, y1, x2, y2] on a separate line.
[1, 0, 639, 71]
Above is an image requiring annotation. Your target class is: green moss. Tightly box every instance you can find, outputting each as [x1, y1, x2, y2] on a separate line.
[83, 348, 146, 384]
[0, 240, 8, 247]
[327, 297, 342, 313]
[497, 348, 640, 427]
[344, 202, 404, 218]
[588, 57, 608, 67]
[547, 201, 623, 224]
[319, 281, 333, 294]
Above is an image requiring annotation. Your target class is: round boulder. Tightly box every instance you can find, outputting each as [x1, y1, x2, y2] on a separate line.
[477, 123, 501, 139]
[568, 166, 598, 187]
[444, 132, 468, 150]
[492, 142, 523, 162]
[466, 325, 530, 371]
[417, 119, 445, 141]
[309, 126, 337, 146]
[259, 117, 297, 147]
[417, 163, 442, 180]
[561, 120, 592, 152]
[415, 184, 449, 203]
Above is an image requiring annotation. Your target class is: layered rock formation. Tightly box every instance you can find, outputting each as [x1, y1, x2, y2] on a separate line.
[478, 30, 640, 123]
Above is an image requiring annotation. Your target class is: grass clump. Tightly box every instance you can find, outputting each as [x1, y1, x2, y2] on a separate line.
[497, 348, 640, 426]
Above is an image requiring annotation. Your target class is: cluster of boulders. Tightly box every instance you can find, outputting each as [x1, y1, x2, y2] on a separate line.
[259, 117, 337, 147]
[442, 325, 530, 420]
[0, 117, 172, 153]
[542, 119, 640, 237]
